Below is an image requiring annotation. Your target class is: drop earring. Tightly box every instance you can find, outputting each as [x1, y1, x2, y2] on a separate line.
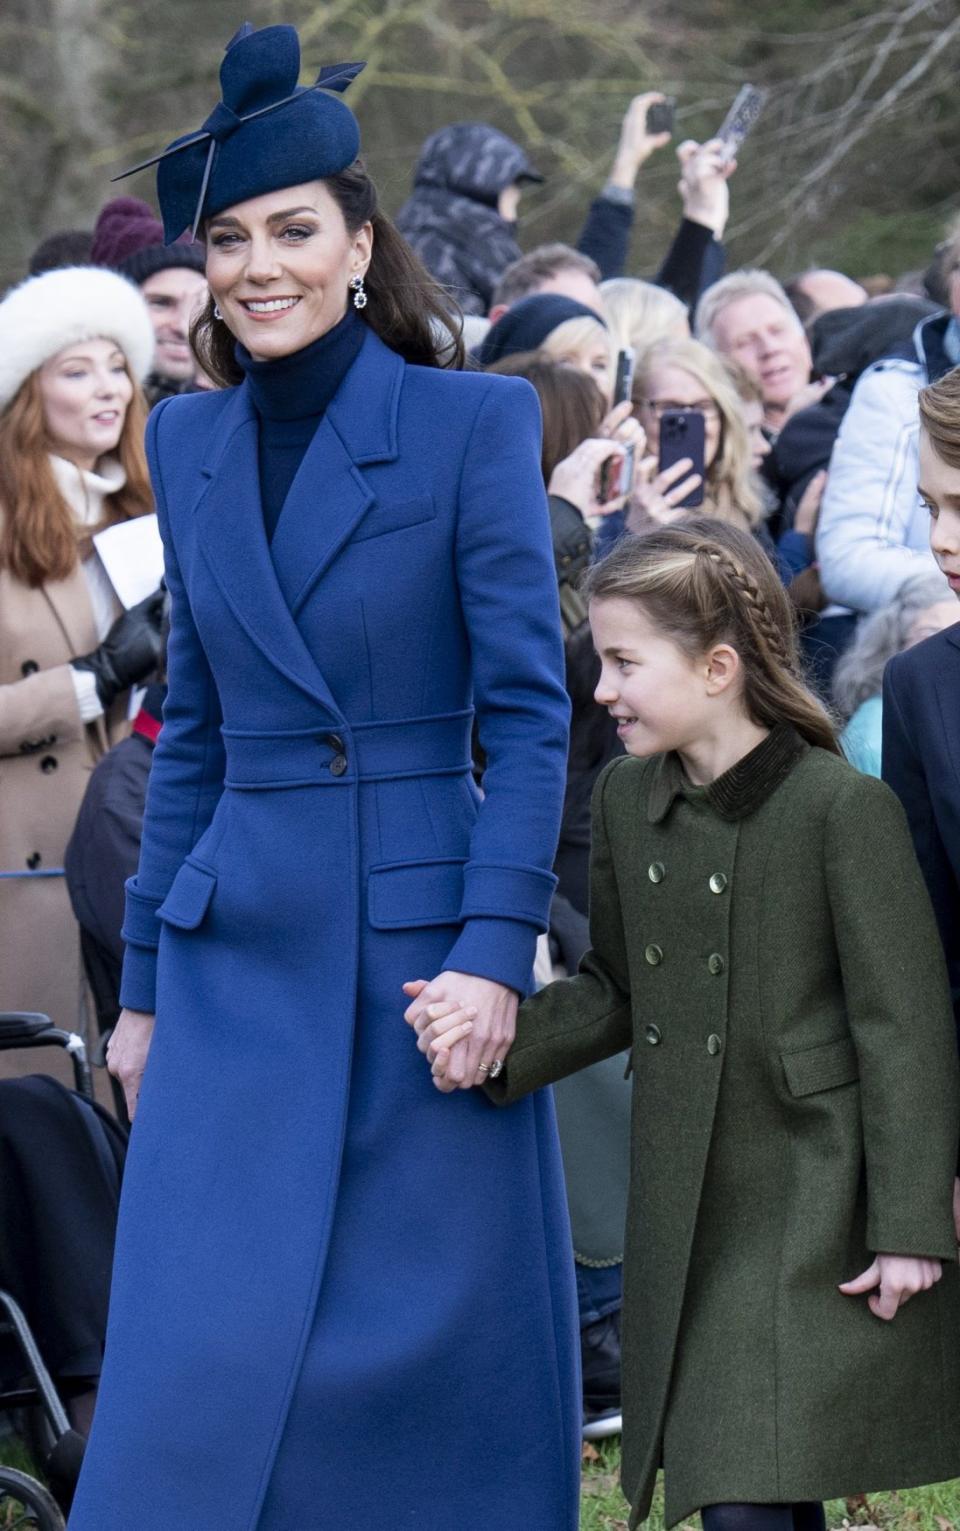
[349, 273, 368, 311]
[213, 303, 223, 321]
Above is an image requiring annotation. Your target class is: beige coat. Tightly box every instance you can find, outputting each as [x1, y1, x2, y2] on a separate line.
[0, 535, 129, 1082]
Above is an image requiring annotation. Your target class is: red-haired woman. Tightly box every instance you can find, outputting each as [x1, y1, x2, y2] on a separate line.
[0, 266, 163, 1052]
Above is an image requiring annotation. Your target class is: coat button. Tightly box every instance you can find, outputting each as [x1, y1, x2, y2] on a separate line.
[709, 872, 728, 894]
[644, 1023, 662, 1046]
[324, 733, 348, 777]
[21, 659, 39, 677]
[26, 853, 41, 870]
[708, 953, 725, 976]
[39, 755, 58, 774]
[644, 943, 663, 966]
[648, 862, 665, 884]
[707, 1034, 723, 1056]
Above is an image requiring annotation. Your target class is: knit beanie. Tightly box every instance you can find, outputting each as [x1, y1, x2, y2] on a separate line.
[90, 196, 206, 286]
[0, 266, 155, 411]
[474, 294, 606, 368]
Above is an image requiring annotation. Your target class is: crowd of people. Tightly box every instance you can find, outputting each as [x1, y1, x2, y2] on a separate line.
[2, 18, 960, 1531]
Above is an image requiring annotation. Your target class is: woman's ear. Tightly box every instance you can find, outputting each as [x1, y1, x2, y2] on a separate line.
[354, 220, 374, 278]
[704, 643, 741, 696]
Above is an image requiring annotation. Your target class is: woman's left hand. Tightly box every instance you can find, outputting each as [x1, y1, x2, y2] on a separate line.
[839, 1253, 943, 1321]
[403, 973, 518, 1091]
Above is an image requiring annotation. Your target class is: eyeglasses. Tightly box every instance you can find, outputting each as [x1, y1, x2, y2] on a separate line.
[639, 398, 720, 420]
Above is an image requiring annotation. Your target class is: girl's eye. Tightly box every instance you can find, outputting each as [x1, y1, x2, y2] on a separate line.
[64, 369, 87, 380]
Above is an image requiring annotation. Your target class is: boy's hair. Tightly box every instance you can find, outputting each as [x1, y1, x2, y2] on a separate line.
[919, 365, 960, 470]
[583, 519, 839, 755]
[491, 244, 601, 312]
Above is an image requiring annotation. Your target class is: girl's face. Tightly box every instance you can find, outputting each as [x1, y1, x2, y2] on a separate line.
[205, 179, 373, 361]
[638, 361, 722, 470]
[920, 429, 960, 600]
[591, 596, 712, 757]
[38, 338, 133, 472]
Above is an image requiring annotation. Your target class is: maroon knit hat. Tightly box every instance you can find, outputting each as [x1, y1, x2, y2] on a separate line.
[90, 196, 205, 284]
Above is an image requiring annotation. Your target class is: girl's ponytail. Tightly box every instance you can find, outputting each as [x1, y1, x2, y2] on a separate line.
[583, 518, 840, 756]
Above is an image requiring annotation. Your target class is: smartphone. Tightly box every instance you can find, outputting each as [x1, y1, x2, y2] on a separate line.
[646, 97, 675, 136]
[613, 348, 636, 408]
[658, 409, 705, 509]
[598, 443, 636, 504]
[716, 84, 768, 164]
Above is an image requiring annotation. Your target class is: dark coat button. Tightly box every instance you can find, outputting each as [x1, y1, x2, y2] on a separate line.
[330, 754, 348, 777]
[644, 943, 663, 966]
[26, 853, 41, 870]
[707, 1033, 723, 1056]
[40, 756, 58, 774]
[708, 953, 725, 976]
[21, 659, 39, 677]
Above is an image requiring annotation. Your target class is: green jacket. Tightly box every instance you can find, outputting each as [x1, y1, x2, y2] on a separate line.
[490, 726, 960, 1526]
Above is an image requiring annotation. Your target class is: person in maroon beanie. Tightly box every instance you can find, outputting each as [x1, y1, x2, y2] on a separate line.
[90, 197, 208, 404]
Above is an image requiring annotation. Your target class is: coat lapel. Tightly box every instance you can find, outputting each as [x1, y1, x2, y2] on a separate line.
[268, 329, 404, 616]
[192, 386, 342, 713]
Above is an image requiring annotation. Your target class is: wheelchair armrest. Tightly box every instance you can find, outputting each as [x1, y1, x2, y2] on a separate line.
[0, 1012, 54, 1045]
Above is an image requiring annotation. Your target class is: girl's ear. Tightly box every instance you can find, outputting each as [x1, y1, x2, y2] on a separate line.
[704, 643, 741, 696]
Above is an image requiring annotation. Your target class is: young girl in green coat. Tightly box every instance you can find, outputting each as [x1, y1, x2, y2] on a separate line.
[405, 519, 960, 1531]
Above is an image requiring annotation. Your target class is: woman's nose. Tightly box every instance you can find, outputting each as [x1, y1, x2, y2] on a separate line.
[244, 236, 282, 281]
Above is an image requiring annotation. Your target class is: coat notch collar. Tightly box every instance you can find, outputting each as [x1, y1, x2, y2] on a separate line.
[646, 724, 808, 824]
[325, 326, 404, 465]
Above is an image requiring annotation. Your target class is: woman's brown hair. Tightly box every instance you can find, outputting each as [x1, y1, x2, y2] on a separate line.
[919, 366, 960, 470]
[583, 518, 839, 754]
[0, 367, 152, 587]
[485, 354, 605, 483]
[192, 159, 466, 387]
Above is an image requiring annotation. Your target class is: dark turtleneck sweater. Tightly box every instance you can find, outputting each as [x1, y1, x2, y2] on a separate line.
[236, 307, 366, 542]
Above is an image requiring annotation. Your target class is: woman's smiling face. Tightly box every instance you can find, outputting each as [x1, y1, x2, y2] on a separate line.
[205, 179, 372, 360]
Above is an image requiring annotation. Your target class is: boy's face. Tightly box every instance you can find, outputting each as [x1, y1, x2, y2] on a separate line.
[919, 430, 960, 599]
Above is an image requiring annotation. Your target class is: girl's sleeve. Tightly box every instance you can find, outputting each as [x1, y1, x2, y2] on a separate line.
[825, 770, 959, 1259]
[119, 398, 227, 1014]
[486, 758, 633, 1104]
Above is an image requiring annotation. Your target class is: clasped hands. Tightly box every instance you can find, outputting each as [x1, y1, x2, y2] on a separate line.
[402, 972, 517, 1093]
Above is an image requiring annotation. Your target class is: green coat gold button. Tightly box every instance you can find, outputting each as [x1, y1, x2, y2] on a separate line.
[707, 1033, 722, 1055]
[709, 873, 728, 894]
[648, 862, 665, 884]
[645, 1024, 662, 1046]
[645, 944, 663, 966]
[708, 953, 725, 976]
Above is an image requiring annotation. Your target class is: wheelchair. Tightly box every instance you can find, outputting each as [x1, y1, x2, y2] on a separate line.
[0, 1012, 120, 1528]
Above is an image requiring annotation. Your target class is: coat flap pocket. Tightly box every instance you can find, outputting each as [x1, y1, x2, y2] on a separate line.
[156, 860, 217, 931]
[781, 1036, 859, 1097]
[368, 858, 466, 930]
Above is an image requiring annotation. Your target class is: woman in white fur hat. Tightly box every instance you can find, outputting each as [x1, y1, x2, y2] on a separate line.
[0, 265, 163, 1070]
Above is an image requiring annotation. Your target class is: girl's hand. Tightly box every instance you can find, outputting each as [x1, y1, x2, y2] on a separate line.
[402, 973, 518, 1091]
[403, 992, 482, 1094]
[548, 438, 627, 519]
[625, 454, 702, 533]
[106, 1007, 155, 1121]
[839, 1253, 942, 1321]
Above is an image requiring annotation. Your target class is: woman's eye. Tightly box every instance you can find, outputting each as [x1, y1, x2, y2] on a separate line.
[281, 225, 313, 240]
[922, 498, 939, 519]
[211, 232, 241, 247]
[64, 370, 87, 380]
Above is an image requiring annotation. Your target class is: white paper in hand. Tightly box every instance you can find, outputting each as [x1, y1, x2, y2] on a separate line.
[93, 514, 164, 610]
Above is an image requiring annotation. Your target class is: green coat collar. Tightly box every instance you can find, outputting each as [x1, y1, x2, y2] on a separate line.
[646, 723, 807, 824]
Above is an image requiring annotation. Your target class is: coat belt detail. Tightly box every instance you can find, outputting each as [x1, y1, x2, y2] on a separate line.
[220, 709, 475, 789]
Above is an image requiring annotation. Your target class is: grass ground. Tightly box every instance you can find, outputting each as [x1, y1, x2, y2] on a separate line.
[4, 1431, 960, 1529]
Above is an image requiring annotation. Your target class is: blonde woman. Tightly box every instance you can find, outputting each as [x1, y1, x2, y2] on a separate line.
[600, 276, 689, 355]
[0, 266, 160, 1052]
[538, 313, 615, 402]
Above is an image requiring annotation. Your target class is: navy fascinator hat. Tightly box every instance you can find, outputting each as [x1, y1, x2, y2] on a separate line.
[115, 23, 365, 243]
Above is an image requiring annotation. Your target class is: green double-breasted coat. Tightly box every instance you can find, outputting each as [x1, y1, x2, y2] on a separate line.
[490, 727, 960, 1527]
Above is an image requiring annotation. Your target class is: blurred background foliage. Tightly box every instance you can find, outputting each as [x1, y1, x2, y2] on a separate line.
[2, 0, 958, 289]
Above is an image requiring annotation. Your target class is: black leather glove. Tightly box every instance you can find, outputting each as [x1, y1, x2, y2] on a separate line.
[72, 588, 165, 709]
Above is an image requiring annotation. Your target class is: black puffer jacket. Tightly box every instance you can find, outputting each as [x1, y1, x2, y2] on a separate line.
[395, 122, 542, 315]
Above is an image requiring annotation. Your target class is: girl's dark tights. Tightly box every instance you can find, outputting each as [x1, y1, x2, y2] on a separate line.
[702, 1502, 826, 1531]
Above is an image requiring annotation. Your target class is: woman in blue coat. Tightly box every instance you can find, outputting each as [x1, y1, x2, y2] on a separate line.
[68, 24, 579, 1531]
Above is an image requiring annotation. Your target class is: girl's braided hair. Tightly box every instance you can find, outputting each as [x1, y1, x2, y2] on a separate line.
[582, 518, 839, 755]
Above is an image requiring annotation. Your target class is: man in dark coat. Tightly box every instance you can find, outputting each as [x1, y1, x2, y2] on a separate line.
[395, 121, 543, 315]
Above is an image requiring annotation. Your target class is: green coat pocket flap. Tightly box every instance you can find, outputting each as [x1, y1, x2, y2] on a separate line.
[367, 858, 466, 929]
[156, 860, 217, 931]
[781, 1036, 859, 1097]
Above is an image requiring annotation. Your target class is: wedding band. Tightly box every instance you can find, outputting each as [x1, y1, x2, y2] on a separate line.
[477, 1062, 490, 1073]
[488, 1059, 503, 1079]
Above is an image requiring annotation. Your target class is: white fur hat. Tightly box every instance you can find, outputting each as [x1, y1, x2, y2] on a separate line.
[0, 265, 156, 411]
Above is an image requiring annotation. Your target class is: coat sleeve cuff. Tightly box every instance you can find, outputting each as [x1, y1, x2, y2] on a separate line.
[458, 861, 557, 927]
[121, 877, 163, 950]
[119, 942, 159, 1014]
[442, 915, 541, 997]
[866, 1214, 958, 1264]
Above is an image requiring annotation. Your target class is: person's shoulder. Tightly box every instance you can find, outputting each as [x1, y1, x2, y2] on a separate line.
[596, 753, 658, 815]
[148, 386, 234, 447]
[405, 360, 537, 413]
[888, 620, 960, 690]
[795, 744, 907, 831]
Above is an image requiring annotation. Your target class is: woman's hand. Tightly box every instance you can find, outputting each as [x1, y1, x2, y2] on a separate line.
[625, 454, 702, 534]
[676, 138, 737, 238]
[106, 1007, 156, 1121]
[402, 973, 518, 1091]
[548, 437, 628, 519]
[839, 1253, 943, 1321]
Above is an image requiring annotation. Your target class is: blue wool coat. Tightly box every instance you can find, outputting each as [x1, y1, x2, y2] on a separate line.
[68, 328, 580, 1530]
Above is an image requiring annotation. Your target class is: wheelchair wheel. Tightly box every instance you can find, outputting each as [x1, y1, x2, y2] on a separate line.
[0, 1467, 65, 1530]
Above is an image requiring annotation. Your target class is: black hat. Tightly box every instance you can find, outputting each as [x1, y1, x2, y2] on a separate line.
[474, 294, 606, 368]
[116, 24, 365, 242]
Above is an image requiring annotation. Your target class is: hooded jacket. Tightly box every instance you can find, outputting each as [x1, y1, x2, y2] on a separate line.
[395, 122, 542, 315]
